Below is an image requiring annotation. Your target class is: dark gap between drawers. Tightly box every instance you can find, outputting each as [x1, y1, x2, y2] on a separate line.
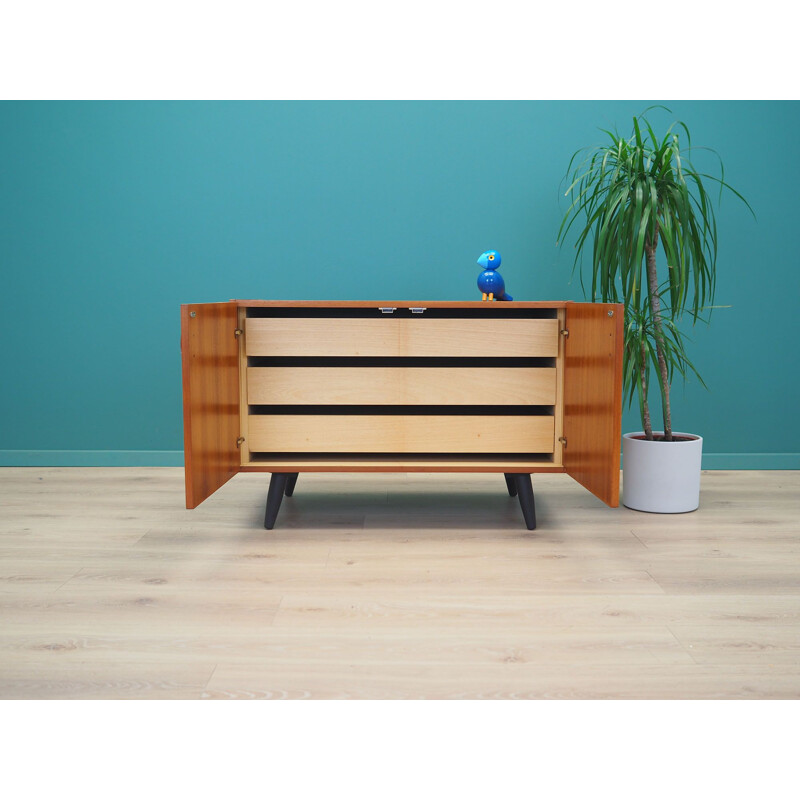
[246, 307, 558, 319]
[248, 405, 555, 416]
[247, 357, 557, 368]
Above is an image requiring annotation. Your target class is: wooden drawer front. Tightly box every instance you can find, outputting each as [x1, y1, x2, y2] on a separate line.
[245, 318, 559, 358]
[248, 415, 554, 453]
[248, 367, 556, 406]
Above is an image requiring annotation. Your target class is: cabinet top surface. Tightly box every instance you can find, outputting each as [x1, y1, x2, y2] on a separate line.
[228, 299, 581, 308]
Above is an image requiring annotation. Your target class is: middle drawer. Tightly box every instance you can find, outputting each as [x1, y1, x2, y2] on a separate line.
[248, 367, 556, 406]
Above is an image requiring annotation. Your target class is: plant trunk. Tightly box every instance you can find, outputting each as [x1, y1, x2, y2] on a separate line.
[645, 241, 673, 441]
[640, 336, 653, 439]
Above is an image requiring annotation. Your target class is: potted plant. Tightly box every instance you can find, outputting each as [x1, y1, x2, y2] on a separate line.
[558, 109, 753, 512]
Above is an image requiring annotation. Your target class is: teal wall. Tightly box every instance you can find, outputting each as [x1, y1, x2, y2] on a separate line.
[1, 101, 798, 468]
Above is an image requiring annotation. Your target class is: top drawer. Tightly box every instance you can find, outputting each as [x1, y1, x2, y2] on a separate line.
[245, 317, 560, 358]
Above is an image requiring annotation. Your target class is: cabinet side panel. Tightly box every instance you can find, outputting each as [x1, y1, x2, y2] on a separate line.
[181, 303, 240, 508]
[563, 302, 623, 506]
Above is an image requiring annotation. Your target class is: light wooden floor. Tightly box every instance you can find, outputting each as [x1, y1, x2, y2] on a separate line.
[1, 468, 799, 699]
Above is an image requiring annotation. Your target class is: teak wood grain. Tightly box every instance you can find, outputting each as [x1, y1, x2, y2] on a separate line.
[553, 307, 567, 466]
[245, 318, 559, 358]
[562, 302, 623, 507]
[237, 306, 251, 465]
[181, 303, 240, 508]
[179, 300, 623, 506]
[247, 367, 557, 406]
[247, 414, 555, 454]
[230, 299, 568, 308]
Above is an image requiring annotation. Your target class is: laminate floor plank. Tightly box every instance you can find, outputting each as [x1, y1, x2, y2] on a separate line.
[270, 592, 800, 629]
[0, 625, 690, 667]
[0, 658, 215, 700]
[1, 467, 798, 699]
[200, 662, 800, 700]
[667, 622, 800, 665]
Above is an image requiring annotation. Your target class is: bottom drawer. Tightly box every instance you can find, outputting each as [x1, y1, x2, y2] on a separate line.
[247, 415, 554, 454]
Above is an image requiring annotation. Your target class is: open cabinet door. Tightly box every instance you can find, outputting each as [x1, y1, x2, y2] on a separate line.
[563, 302, 624, 507]
[181, 302, 241, 508]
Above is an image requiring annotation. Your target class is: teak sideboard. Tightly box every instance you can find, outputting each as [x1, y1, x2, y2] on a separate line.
[181, 300, 623, 530]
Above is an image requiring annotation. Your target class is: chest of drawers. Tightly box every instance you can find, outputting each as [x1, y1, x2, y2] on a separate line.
[181, 300, 623, 530]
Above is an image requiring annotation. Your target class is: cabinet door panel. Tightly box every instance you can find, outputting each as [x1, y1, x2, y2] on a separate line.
[181, 302, 240, 508]
[563, 302, 623, 507]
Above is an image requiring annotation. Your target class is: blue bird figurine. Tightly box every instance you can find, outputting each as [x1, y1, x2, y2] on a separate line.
[477, 250, 513, 301]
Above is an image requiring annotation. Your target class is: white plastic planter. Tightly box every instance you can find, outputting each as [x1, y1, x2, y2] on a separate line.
[622, 432, 703, 513]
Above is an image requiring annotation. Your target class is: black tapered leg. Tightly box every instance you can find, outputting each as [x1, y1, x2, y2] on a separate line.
[514, 474, 536, 530]
[504, 473, 518, 497]
[264, 473, 290, 530]
[285, 473, 299, 497]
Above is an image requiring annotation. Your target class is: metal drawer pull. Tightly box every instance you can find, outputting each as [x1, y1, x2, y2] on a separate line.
[410, 307, 427, 314]
[379, 307, 397, 314]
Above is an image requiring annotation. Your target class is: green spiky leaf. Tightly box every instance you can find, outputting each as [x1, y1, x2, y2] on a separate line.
[559, 111, 753, 433]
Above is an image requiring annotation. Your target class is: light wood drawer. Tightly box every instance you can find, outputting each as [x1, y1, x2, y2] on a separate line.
[247, 367, 556, 406]
[248, 415, 554, 453]
[245, 318, 559, 358]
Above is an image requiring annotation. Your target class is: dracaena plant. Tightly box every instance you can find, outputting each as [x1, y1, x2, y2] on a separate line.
[558, 109, 753, 441]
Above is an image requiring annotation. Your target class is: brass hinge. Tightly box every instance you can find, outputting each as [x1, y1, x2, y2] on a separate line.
[234, 328, 243, 338]
[558, 436, 567, 448]
[236, 437, 245, 448]
[560, 329, 569, 338]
